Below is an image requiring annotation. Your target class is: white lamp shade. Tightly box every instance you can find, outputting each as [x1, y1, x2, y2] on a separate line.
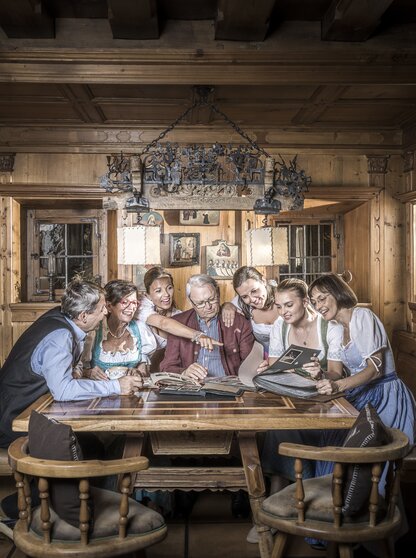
[117, 225, 161, 265]
[246, 227, 288, 266]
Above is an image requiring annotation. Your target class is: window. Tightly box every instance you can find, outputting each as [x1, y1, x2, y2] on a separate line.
[26, 209, 107, 301]
[277, 223, 334, 283]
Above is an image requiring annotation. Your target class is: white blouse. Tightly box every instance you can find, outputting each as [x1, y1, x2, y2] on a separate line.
[344, 307, 395, 375]
[231, 295, 274, 351]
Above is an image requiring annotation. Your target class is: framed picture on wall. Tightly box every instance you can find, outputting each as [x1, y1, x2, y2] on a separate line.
[180, 210, 220, 226]
[169, 233, 200, 266]
[204, 240, 239, 279]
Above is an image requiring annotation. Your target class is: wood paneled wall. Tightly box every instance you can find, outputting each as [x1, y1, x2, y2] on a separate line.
[0, 151, 410, 364]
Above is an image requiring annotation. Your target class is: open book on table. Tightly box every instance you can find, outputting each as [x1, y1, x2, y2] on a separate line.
[148, 372, 254, 397]
[253, 344, 321, 399]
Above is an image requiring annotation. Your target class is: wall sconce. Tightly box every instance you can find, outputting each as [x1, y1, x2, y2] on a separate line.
[246, 226, 288, 267]
[117, 225, 161, 265]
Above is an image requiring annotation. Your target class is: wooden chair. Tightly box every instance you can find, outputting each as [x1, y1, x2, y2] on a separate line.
[257, 428, 409, 558]
[8, 436, 167, 558]
[0, 446, 14, 542]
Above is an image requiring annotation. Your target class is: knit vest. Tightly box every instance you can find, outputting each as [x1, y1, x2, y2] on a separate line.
[0, 307, 77, 447]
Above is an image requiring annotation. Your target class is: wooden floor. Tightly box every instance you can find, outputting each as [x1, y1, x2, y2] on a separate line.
[1, 476, 413, 558]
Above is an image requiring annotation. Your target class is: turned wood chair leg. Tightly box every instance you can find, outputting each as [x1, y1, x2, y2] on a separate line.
[271, 532, 288, 558]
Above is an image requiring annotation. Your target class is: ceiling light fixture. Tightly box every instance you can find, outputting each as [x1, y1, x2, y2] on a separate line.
[100, 86, 311, 215]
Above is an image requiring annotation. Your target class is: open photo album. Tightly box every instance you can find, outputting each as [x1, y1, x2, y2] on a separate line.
[147, 372, 254, 397]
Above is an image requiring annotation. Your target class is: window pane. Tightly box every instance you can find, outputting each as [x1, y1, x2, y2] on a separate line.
[279, 223, 334, 282]
[67, 256, 94, 281]
[39, 224, 65, 256]
[67, 223, 93, 255]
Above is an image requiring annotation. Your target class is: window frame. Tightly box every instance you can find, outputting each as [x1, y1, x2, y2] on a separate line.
[26, 208, 107, 302]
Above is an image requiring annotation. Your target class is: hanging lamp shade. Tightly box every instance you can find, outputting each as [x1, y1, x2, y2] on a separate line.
[246, 227, 288, 267]
[117, 225, 161, 265]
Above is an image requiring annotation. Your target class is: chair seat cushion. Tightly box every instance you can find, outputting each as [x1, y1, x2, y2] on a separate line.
[261, 475, 386, 524]
[29, 486, 165, 541]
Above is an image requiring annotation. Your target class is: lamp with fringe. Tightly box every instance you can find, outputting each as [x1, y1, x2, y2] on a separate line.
[246, 227, 288, 267]
[117, 225, 161, 265]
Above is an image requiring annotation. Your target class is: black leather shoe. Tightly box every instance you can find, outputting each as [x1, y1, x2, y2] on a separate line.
[231, 490, 251, 519]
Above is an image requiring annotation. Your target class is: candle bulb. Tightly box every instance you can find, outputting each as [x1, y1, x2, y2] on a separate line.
[47, 253, 56, 275]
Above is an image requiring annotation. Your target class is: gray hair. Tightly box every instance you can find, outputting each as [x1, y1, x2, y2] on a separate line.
[185, 274, 219, 299]
[61, 279, 104, 320]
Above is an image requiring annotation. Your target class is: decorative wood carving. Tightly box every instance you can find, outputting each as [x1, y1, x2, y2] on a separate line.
[367, 155, 389, 175]
[0, 154, 15, 173]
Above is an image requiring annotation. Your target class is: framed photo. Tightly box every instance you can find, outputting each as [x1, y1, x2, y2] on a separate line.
[180, 210, 220, 226]
[169, 233, 200, 266]
[140, 211, 164, 227]
[204, 240, 239, 279]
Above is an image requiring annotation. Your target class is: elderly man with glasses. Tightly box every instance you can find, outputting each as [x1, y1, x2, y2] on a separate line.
[160, 274, 255, 382]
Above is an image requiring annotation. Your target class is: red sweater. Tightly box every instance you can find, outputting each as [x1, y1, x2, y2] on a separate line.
[160, 308, 255, 375]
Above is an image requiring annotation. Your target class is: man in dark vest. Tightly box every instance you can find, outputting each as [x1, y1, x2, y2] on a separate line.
[0, 279, 143, 449]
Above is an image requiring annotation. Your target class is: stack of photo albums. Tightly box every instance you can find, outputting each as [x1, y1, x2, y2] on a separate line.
[253, 345, 324, 399]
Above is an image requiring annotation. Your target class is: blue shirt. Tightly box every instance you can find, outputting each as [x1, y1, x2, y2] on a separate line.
[196, 316, 225, 378]
[31, 316, 121, 401]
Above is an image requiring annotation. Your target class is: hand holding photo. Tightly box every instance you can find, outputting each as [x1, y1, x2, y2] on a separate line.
[261, 344, 320, 375]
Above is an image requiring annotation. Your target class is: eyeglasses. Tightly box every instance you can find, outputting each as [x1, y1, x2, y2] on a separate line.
[189, 296, 219, 309]
[119, 298, 139, 309]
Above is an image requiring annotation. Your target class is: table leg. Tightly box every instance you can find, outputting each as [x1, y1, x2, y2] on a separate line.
[118, 433, 145, 492]
[238, 431, 273, 558]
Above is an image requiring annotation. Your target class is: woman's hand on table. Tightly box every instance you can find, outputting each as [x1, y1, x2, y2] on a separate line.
[118, 375, 143, 394]
[181, 363, 207, 383]
[316, 378, 340, 395]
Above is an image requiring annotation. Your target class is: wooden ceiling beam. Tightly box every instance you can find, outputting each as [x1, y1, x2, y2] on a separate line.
[215, 0, 275, 41]
[322, 0, 394, 42]
[107, 0, 159, 40]
[0, 0, 54, 38]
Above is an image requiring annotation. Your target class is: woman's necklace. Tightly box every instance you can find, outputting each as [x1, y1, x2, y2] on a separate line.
[108, 323, 128, 339]
[294, 316, 315, 346]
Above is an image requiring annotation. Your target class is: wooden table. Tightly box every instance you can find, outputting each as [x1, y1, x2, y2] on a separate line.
[13, 389, 358, 558]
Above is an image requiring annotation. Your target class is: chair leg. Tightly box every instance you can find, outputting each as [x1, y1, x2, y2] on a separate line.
[338, 543, 354, 558]
[271, 532, 288, 558]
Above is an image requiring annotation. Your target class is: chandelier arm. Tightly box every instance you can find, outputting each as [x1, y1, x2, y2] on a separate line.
[209, 103, 271, 158]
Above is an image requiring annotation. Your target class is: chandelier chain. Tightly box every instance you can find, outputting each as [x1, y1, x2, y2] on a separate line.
[209, 103, 271, 158]
[141, 100, 199, 155]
